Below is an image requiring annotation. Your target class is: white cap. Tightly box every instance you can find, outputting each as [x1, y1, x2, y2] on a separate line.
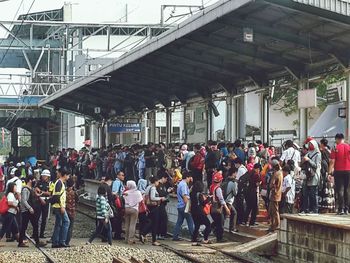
[21, 161, 25, 166]
[16, 163, 21, 167]
[41, 169, 51, 177]
[10, 168, 17, 175]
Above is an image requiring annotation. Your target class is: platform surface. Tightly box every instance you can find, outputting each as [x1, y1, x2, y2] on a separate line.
[282, 214, 350, 230]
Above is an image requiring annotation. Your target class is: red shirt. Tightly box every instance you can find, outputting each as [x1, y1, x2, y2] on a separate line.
[330, 143, 350, 171]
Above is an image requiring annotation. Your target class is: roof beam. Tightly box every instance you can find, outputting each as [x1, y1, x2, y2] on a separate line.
[141, 56, 240, 86]
[177, 39, 270, 86]
[83, 87, 145, 112]
[112, 71, 180, 107]
[263, 0, 350, 27]
[122, 65, 213, 99]
[186, 33, 304, 79]
[220, 18, 350, 68]
[117, 69, 192, 102]
[95, 82, 157, 110]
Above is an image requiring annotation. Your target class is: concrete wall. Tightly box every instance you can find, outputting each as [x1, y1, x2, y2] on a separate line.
[278, 217, 350, 263]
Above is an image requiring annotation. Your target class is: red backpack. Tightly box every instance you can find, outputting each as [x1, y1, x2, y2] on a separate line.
[0, 195, 9, 215]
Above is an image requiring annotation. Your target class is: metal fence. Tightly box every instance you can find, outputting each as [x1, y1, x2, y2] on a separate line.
[293, 0, 350, 16]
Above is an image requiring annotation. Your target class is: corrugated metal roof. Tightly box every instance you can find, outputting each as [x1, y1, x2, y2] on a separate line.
[294, 0, 350, 16]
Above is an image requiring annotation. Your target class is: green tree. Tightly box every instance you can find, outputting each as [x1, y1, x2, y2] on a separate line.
[271, 73, 345, 115]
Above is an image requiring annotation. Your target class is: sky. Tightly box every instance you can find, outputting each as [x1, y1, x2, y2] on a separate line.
[0, 0, 214, 23]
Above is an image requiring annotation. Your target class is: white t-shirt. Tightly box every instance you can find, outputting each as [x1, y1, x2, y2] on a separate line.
[237, 165, 248, 180]
[7, 192, 18, 214]
[6, 176, 22, 194]
[280, 148, 301, 167]
[282, 174, 295, 204]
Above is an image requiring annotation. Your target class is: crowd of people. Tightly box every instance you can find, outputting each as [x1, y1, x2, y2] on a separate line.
[0, 132, 349, 247]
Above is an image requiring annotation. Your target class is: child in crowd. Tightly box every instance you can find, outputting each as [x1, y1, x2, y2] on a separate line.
[281, 166, 296, 214]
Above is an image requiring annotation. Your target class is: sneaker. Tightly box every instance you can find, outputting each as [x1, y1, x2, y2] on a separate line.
[307, 212, 319, 216]
[59, 244, 70, 248]
[18, 243, 29, 248]
[345, 210, 349, 215]
[337, 210, 345, 215]
[139, 235, 146, 244]
[152, 241, 161, 246]
[192, 242, 201, 246]
[36, 241, 47, 248]
[298, 211, 307, 216]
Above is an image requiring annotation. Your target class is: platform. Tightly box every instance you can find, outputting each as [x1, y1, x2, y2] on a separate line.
[278, 214, 350, 263]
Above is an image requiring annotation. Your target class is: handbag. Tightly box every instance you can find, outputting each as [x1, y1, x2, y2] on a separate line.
[115, 195, 124, 209]
[138, 199, 148, 214]
[0, 195, 9, 215]
[203, 203, 211, 215]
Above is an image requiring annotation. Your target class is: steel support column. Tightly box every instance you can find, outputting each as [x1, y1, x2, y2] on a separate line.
[166, 109, 172, 146]
[346, 71, 350, 142]
[237, 95, 246, 139]
[298, 80, 308, 144]
[148, 111, 156, 143]
[260, 94, 270, 144]
[207, 102, 213, 142]
[225, 95, 238, 142]
[179, 106, 185, 143]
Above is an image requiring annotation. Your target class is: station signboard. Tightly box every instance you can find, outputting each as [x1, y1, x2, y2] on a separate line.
[108, 123, 141, 133]
[326, 81, 347, 104]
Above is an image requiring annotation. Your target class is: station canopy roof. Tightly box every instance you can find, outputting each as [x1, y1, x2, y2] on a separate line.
[39, 0, 350, 118]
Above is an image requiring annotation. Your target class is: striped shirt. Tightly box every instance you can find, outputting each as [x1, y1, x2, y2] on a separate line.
[96, 195, 107, 219]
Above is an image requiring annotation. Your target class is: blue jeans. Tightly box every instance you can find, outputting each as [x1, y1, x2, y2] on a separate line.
[52, 208, 70, 246]
[173, 206, 194, 239]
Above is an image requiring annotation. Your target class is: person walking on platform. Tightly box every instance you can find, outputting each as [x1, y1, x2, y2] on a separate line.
[87, 186, 112, 245]
[0, 182, 19, 247]
[111, 171, 125, 240]
[268, 160, 283, 233]
[156, 171, 171, 240]
[18, 175, 46, 248]
[244, 164, 262, 227]
[140, 176, 165, 246]
[301, 139, 321, 215]
[65, 178, 77, 246]
[205, 141, 220, 189]
[123, 180, 143, 245]
[329, 133, 350, 215]
[36, 169, 51, 238]
[51, 168, 70, 248]
[210, 171, 230, 243]
[190, 181, 211, 244]
[224, 167, 238, 233]
[173, 171, 194, 241]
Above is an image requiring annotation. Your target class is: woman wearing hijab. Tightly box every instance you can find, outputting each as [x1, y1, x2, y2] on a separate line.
[301, 139, 321, 215]
[123, 180, 143, 244]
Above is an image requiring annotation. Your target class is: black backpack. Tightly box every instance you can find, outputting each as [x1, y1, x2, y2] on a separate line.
[302, 152, 318, 181]
[237, 172, 250, 197]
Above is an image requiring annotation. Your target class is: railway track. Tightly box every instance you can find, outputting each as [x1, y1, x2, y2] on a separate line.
[25, 234, 57, 263]
[77, 200, 267, 263]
